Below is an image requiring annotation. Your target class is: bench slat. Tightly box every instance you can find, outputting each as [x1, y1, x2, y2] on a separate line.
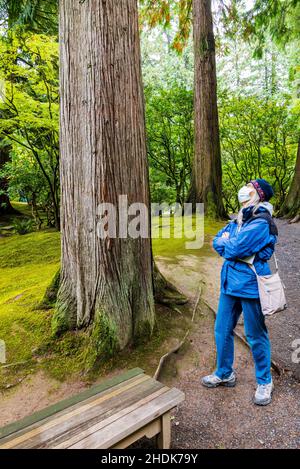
[17, 378, 165, 449]
[69, 387, 185, 449]
[0, 373, 150, 449]
[54, 386, 170, 449]
[0, 369, 185, 450]
[0, 367, 144, 441]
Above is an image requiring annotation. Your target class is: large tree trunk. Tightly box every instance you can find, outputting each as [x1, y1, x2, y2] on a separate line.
[279, 139, 300, 221]
[190, 0, 226, 219]
[0, 145, 15, 216]
[54, 0, 155, 356]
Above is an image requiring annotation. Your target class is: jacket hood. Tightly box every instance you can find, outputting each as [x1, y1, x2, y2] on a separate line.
[235, 201, 274, 226]
[256, 201, 274, 216]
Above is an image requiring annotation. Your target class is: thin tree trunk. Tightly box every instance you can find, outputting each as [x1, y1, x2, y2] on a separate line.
[0, 145, 15, 216]
[189, 0, 226, 219]
[279, 139, 300, 221]
[55, 0, 155, 356]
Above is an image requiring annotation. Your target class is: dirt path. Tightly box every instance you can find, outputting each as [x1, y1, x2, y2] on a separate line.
[0, 372, 87, 427]
[169, 303, 300, 449]
[266, 219, 300, 379]
[154, 225, 300, 449]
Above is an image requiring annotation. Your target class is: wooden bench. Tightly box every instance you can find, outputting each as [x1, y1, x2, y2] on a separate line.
[0, 368, 184, 449]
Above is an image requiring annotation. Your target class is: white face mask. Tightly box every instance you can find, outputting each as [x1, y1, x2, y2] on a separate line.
[238, 185, 252, 204]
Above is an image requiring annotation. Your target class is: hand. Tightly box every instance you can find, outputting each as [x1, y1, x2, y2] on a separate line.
[222, 232, 230, 239]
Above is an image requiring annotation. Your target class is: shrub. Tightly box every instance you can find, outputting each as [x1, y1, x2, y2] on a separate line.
[12, 218, 35, 235]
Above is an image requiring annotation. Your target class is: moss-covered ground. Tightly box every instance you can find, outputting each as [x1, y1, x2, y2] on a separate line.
[0, 204, 225, 390]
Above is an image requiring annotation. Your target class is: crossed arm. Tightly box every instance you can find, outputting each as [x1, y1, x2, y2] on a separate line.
[213, 220, 272, 260]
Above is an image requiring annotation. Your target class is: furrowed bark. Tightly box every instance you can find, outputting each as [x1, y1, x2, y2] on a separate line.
[279, 139, 300, 221]
[55, 0, 155, 356]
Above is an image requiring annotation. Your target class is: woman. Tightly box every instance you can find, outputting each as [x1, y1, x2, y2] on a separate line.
[202, 179, 277, 406]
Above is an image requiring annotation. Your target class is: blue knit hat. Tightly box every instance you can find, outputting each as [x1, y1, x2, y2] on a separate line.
[250, 179, 274, 202]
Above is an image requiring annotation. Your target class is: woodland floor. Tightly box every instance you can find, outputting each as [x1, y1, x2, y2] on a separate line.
[0, 211, 299, 448]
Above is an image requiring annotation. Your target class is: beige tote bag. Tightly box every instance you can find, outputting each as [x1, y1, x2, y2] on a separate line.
[249, 254, 287, 317]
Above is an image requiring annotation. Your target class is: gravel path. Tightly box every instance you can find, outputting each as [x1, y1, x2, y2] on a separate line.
[134, 300, 300, 449]
[267, 219, 300, 379]
[170, 302, 300, 449]
[152, 222, 300, 449]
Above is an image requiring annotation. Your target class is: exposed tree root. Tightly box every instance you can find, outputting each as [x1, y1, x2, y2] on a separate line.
[289, 214, 300, 224]
[153, 263, 188, 306]
[153, 281, 203, 380]
[153, 330, 190, 380]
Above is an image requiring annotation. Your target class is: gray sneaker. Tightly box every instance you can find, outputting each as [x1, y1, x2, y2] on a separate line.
[254, 380, 274, 406]
[201, 371, 236, 388]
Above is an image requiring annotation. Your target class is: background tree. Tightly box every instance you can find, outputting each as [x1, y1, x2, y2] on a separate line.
[279, 139, 300, 221]
[190, 0, 226, 218]
[140, 0, 227, 218]
[54, 0, 155, 360]
[0, 143, 15, 215]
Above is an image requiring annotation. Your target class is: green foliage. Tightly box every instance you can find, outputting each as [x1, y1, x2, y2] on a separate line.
[141, 28, 193, 89]
[146, 85, 193, 205]
[139, 0, 193, 52]
[142, 6, 299, 213]
[217, 32, 290, 98]
[1, 149, 54, 227]
[12, 216, 34, 234]
[145, 75, 299, 213]
[219, 93, 299, 212]
[242, 0, 300, 52]
[0, 0, 58, 34]
[0, 30, 60, 228]
[239, 1, 300, 111]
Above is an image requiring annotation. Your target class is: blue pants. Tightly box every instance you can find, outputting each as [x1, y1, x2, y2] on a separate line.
[214, 293, 272, 385]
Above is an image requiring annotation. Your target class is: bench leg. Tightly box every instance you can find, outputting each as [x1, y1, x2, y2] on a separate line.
[157, 411, 171, 449]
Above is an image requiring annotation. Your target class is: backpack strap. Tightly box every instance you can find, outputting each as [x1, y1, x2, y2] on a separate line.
[249, 212, 278, 236]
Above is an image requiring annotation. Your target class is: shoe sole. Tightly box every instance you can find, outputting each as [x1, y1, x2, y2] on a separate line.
[253, 397, 272, 406]
[201, 380, 236, 389]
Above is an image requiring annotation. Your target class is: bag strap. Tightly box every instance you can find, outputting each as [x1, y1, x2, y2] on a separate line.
[249, 263, 257, 275]
[248, 212, 279, 236]
[249, 252, 279, 275]
[273, 252, 279, 272]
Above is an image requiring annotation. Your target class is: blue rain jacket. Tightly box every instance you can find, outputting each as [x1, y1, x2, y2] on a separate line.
[213, 205, 277, 298]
